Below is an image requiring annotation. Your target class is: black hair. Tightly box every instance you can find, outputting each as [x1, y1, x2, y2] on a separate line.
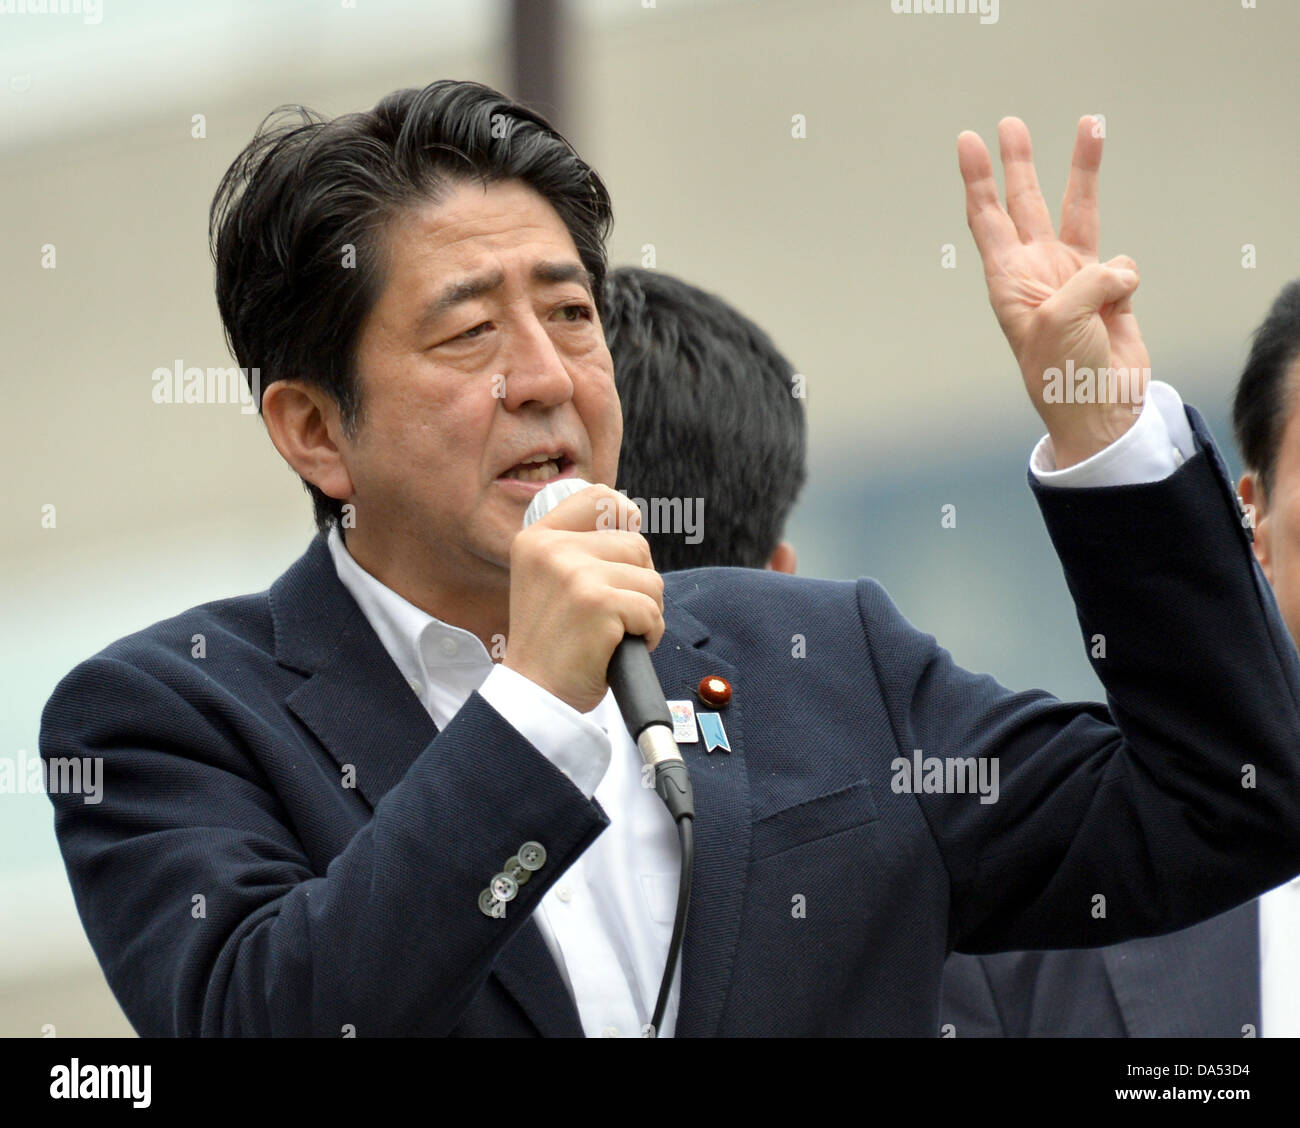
[1233, 280, 1300, 497]
[604, 267, 807, 571]
[210, 79, 613, 531]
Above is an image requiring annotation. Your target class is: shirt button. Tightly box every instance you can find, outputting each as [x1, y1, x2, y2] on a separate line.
[439, 637, 458, 657]
[556, 886, 572, 903]
[407, 678, 423, 697]
[601, 1026, 620, 1038]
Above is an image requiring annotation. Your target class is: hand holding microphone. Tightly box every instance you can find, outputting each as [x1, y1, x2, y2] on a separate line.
[511, 479, 693, 822]
[505, 480, 664, 715]
[513, 479, 694, 1037]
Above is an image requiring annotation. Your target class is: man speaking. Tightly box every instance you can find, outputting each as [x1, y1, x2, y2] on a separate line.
[39, 79, 1300, 1036]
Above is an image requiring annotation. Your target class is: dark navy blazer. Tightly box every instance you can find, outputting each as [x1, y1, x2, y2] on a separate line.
[940, 878, 1261, 1037]
[39, 408, 1300, 1035]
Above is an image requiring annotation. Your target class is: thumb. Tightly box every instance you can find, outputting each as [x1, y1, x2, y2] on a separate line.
[1047, 261, 1139, 323]
[1101, 255, 1139, 315]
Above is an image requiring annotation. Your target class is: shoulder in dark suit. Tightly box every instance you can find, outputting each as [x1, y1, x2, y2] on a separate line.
[38, 408, 1300, 1034]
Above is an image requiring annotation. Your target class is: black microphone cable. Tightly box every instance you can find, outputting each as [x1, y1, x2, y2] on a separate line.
[607, 640, 695, 1037]
[655, 802, 692, 1036]
[523, 480, 696, 1039]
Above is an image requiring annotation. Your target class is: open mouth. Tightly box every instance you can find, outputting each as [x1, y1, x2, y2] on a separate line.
[498, 452, 574, 484]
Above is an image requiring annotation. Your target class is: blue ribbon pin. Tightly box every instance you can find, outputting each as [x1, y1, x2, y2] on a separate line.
[698, 712, 731, 754]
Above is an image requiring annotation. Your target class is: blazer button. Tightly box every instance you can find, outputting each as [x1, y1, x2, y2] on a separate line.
[490, 873, 519, 902]
[478, 889, 506, 918]
[503, 856, 531, 885]
[517, 841, 547, 871]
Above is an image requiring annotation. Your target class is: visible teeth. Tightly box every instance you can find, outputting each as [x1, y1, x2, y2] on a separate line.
[504, 459, 560, 482]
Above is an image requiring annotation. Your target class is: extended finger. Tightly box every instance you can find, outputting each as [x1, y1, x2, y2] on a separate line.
[1060, 115, 1104, 255]
[958, 129, 1018, 261]
[998, 117, 1056, 244]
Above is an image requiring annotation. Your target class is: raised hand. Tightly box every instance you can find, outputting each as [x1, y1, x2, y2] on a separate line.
[958, 116, 1151, 469]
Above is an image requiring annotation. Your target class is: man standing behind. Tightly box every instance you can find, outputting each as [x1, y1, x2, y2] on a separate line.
[603, 266, 803, 575]
[941, 280, 1300, 1037]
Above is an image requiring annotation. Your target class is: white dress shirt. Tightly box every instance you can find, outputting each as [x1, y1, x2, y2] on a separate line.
[1259, 876, 1300, 1035]
[327, 527, 679, 1037]
[326, 382, 1296, 1036]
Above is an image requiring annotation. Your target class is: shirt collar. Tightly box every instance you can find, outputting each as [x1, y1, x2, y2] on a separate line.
[325, 527, 492, 687]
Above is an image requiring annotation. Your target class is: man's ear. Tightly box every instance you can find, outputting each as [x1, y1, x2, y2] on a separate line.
[766, 541, 797, 575]
[261, 380, 355, 505]
[1239, 471, 1272, 582]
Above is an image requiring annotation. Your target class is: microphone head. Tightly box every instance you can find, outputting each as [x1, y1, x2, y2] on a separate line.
[522, 477, 594, 529]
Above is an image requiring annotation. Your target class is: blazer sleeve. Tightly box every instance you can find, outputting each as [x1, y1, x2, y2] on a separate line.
[39, 653, 607, 1036]
[858, 409, 1300, 954]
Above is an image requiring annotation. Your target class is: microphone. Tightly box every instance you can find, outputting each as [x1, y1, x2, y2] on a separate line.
[522, 480, 694, 823]
[522, 478, 695, 1037]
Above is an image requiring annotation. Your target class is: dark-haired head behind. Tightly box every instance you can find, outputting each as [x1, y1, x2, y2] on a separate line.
[210, 80, 612, 531]
[604, 267, 806, 573]
[1233, 278, 1300, 641]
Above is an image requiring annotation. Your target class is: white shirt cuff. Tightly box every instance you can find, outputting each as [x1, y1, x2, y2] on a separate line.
[1029, 380, 1196, 488]
[476, 664, 611, 799]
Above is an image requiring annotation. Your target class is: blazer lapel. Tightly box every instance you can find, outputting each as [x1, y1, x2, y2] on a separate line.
[651, 600, 752, 1038]
[268, 536, 583, 1036]
[271, 536, 438, 808]
[493, 920, 586, 1036]
[1102, 898, 1260, 1036]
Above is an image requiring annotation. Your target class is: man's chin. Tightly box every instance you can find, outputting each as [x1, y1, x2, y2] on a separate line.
[474, 527, 520, 576]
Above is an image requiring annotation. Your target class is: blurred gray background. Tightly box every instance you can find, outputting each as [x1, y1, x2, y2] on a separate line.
[2, 0, 1297, 1036]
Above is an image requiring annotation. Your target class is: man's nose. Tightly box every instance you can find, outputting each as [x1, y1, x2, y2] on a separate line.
[497, 316, 575, 411]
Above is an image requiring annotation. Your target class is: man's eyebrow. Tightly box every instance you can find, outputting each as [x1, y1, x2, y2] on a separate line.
[413, 260, 593, 337]
[415, 268, 506, 336]
[531, 260, 593, 294]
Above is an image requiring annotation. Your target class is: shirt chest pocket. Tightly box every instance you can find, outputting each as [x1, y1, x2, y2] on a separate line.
[640, 874, 679, 924]
[750, 780, 879, 861]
